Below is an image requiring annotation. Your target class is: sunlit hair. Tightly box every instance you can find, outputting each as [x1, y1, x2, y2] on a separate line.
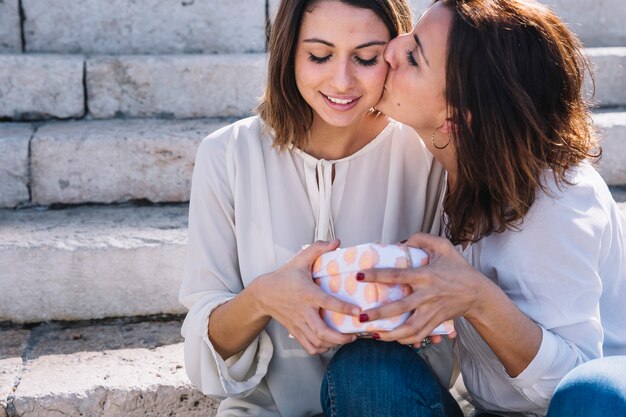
[256, 0, 413, 150]
[437, 0, 600, 245]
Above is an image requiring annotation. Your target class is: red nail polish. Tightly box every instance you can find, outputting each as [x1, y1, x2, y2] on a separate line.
[372, 333, 380, 340]
[356, 272, 365, 281]
[359, 313, 369, 322]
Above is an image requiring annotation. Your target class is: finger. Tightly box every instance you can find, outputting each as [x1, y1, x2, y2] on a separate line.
[307, 310, 356, 346]
[318, 292, 361, 316]
[358, 267, 429, 285]
[296, 239, 341, 267]
[361, 295, 417, 321]
[405, 232, 448, 253]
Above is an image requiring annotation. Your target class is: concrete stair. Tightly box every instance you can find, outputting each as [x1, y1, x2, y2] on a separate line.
[0, 0, 625, 415]
[0, 317, 219, 417]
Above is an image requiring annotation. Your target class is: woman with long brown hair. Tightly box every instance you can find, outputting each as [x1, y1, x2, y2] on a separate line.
[179, 1, 452, 415]
[322, 0, 626, 415]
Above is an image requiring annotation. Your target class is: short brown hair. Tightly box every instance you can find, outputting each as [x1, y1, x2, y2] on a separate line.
[257, 0, 413, 150]
[438, 0, 601, 244]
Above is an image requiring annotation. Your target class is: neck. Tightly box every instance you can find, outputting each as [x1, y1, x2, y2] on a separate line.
[305, 112, 388, 160]
[415, 127, 458, 189]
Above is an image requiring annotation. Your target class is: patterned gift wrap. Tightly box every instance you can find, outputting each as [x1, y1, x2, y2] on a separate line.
[312, 243, 455, 336]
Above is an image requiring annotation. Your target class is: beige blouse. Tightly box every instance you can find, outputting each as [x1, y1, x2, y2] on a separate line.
[179, 116, 451, 417]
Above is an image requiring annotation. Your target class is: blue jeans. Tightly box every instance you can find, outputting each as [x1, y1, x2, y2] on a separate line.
[320, 339, 464, 417]
[546, 355, 626, 417]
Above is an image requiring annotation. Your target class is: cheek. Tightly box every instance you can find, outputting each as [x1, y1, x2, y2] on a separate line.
[361, 64, 389, 94]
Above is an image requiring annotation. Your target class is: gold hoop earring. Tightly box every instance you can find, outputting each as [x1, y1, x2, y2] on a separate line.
[430, 129, 451, 150]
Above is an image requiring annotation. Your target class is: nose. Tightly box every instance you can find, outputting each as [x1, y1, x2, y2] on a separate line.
[330, 57, 355, 92]
[384, 34, 406, 69]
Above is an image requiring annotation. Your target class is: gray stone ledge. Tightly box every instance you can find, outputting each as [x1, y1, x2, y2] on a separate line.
[594, 111, 626, 186]
[544, 0, 626, 47]
[22, 0, 265, 55]
[0, 55, 85, 121]
[0, 205, 189, 323]
[31, 119, 227, 205]
[2, 319, 218, 417]
[0, 124, 33, 208]
[86, 54, 267, 119]
[586, 48, 626, 108]
[0, 0, 21, 53]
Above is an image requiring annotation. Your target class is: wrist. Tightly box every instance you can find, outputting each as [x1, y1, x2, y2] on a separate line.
[246, 273, 272, 319]
[464, 271, 499, 323]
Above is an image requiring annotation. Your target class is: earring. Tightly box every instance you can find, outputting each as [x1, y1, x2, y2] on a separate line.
[430, 128, 451, 150]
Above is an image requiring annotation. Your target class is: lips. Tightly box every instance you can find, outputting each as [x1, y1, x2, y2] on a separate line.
[321, 93, 360, 111]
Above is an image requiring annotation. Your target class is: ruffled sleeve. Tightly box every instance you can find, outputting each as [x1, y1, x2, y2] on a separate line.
[179, 125, 274, 399]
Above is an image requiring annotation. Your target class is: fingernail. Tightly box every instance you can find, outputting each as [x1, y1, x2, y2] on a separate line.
[356, 272, 365, 281]
[359, 313, 369, 322]
[372, 333, 380, 340]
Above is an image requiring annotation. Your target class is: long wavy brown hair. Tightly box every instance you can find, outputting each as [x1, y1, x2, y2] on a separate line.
[256, 0, 413, 150]
[438, 0, 601, 245]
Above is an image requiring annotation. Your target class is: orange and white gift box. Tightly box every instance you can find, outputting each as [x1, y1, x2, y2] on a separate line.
[312, 243, 455, 336]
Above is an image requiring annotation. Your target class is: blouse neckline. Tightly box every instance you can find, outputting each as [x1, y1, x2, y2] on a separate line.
[291, 119, 396, 165]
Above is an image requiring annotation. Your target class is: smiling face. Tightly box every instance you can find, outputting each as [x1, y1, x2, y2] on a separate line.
[377, 2, 452, 141]
[294, 0, 391, 129]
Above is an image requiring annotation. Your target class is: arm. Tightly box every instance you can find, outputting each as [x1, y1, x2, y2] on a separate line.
[359, 234, 542, 376]
[359, 179, 606, 406]
[209, 240, 360, 360]
[180, 132, 359, 398]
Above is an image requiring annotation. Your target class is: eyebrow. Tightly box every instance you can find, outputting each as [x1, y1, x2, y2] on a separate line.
[413, 33, 430, 67]
[302, 38, 388, 49]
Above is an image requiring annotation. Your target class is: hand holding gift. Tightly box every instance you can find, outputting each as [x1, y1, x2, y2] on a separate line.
[312, 242, 455, 338]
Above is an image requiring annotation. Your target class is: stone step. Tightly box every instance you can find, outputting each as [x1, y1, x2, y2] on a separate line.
[19, 0, 266, 55]
[410, 0, 626, 47]
[270, 0, 626, 47]
[0, 317, 473, 417]
[1, 193, 625, 324]
[2, 110, 625, 209]
[0, 53, 267, 121]
[0, 204, 188, 323]
[0, 48, 624, 121]
[0, 317, 218, 417]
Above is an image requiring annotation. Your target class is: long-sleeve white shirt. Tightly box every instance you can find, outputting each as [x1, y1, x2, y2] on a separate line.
[456, 162, 626, 416]
[179, 116, 452, 417]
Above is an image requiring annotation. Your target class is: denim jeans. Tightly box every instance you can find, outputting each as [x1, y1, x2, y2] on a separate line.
[546, 355, 626, 417]
[320, 338, 464, 417]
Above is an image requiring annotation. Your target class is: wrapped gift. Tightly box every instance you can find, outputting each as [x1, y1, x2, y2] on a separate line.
[312, 243, 455, 336]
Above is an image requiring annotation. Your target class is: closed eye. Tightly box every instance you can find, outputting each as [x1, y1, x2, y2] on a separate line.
[355, 56, 378, 66]
[309, 53, 331, 64]
[406, 50, 418, 67]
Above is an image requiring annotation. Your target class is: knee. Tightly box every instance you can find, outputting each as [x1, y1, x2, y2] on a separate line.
[547, 356, 626, 417]
[321, 339, 443, 416]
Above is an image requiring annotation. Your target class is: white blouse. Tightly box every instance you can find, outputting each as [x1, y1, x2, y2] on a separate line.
[455, 162, 626, 417]
[179, 116, 450, 417]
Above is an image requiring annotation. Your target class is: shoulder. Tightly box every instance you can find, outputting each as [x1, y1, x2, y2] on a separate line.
[385, 119, 432, 157]
[534, 162, 614, 222]
[196, 116, 266, 160]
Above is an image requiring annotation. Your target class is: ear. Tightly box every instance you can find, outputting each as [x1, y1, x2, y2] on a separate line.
[438, 118, 456, 135]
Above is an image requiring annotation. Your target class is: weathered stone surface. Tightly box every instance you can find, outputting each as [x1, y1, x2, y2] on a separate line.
[586, 48, 626, 108]
[0, 0, 21, 53]
[594, 111, 626, 186]
[0, 329, 29, 417]
[31, 119, 226, 205]
[0, 124, 32, 208]
[544, 0, 626, 47]
[0, 55, 85, 121]
[87, 54, 266, 119]
[22, 0, 265, 55]
[269, 0, 431, 23]
[12, 320, 218, 417]
[0, 205, 188, 323]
